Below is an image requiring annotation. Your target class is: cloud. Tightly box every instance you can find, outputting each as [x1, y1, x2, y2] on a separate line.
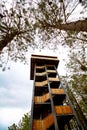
[0, 83, 33, 108]
[0, 107, 29, 127]
[0, 61, 33, 129]
[0, 62, 33, 108]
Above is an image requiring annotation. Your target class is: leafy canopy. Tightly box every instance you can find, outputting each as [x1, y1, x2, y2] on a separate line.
[0, 0, 87, 69]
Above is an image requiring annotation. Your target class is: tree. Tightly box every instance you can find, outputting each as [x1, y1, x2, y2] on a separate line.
[8, 113, 30, 130]
[0, 0, 87, 68]
[65, 85, 87, 129]
[18, 113, 30, 130]
[31, 0, 87, 34]
[0, 0, 87, 50]
[0, 0, 36, 64]
[29, 0, 87, 53]
[8, 123, 17, 130]
[65, 42, 87, 118]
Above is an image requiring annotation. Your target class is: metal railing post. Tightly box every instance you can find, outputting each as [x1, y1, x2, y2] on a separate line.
[45, 65, 59, 130]
[30, 64, 36, 130]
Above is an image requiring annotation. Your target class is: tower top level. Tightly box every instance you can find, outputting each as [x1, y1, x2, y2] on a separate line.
[30, 54, 59, 80]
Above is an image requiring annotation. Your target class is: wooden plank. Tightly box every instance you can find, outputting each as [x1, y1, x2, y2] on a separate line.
[36, 66, 45, 69]
[33, 114, 54, 129]
[46, 70, 56, 73]
[32, 56, 58, 61]
[55, 106, 73, 115]
[62, 106, 73, 114]
[35, 72, 46, 76]
[35, 80, 48, 87]
[51, 88, 65, 94]
[34, 93, 50, 103]
[42, 93, 50, 102]
[48, 77, 60, 81]
[44, 114, 54, 129]
[55, 106, 63, 114]
[33, 120, 43, 130]
[32, 54, 58, 59]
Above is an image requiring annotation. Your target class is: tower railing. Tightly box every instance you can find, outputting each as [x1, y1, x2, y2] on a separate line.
[30, 64, 36, 130]
[45, 64, 59, 130]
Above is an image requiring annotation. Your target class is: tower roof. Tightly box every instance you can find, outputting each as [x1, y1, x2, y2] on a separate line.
[30, 54, 59, 80]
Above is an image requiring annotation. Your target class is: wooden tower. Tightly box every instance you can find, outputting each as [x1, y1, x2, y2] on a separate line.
[30, 54, 86, 130]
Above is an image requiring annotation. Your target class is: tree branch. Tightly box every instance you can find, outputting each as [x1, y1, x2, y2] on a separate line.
[76, 59, 87, 71]
[67, 36, 87, 42]
[0, 29, 27, 51]
[42, 20, 87, 32]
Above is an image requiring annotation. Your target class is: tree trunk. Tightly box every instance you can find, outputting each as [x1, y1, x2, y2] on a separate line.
[0, 30, 25, 52]
[45, 20, 87, 32]
[0, 30, 18, 52]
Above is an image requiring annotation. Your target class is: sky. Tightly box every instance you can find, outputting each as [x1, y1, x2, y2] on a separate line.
[0, 59, 33, 130]
[0, 48, 68, 130]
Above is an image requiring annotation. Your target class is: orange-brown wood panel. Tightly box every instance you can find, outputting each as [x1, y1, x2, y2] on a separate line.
[33, 114, 54, 130]
[36, 72, 46, 76]
[34, 96, 41, 103]
[62, 106, 73, 114]
[48, 77, 60, 81]
[35, 80, 48, 87]
[51, 88, 65, 94]
[36, 65, 45, 69]
[55, 106, 63, 114]
[33, 120, 43, 130]
[42, 93, 49, 102]
[55, 106, 73, 115]
[34, 93, 50, 103]
[47, 70, 56, 73]
[43, 114, 54, 129]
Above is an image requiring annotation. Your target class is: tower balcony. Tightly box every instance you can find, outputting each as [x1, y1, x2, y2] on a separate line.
[30, 55, 59, 80]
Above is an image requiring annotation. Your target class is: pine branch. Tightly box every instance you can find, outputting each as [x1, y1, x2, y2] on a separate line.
[76, 59, 87, 71]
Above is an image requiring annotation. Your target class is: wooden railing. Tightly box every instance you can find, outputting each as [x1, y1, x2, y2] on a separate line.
[46, 70, 56, 73]
[35, 80, 48, 87]
[51, 88, 65, 94]
[55, 105, 73, 115]
[36, 65, 45, 69]
[43, 113, 54, 129]
[34, 93, 50, 103]
[35, 70, 56, 76]
[32, 55, 58, 61]
[48, 77, 60, 82]
[33, 114, 54, 130]
[35, 72, 46, 76]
